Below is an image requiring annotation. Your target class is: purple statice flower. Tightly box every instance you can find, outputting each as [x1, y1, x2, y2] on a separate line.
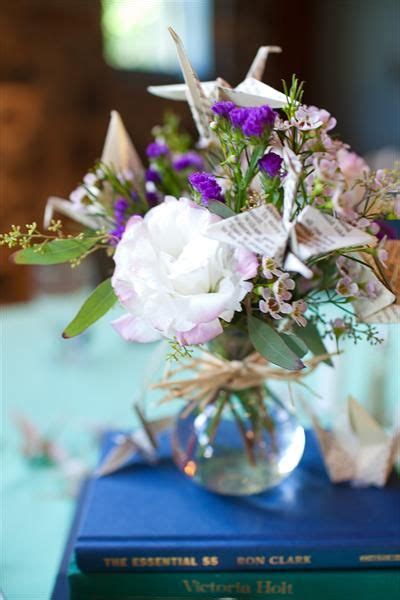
[241, 105, 276, 137]
[145, 167, 161, 184]
[211, 101, 236, 117]
[145, 181, 160, 207]
[188, 172, 224, 205]
[146, 141, 169, 159]
[172, 151, 204, 172]
[110, 197, 129, 243]
[229, 107, 250, 128]
[259, 152, 283, 178]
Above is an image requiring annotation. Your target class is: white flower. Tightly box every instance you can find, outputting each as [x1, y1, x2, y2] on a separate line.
[111, 197, 258, 345]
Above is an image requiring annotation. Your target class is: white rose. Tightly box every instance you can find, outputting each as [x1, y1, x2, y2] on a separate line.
[111, 197, 258, 345]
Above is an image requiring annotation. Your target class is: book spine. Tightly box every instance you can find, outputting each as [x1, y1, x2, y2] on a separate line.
[75, 541, 400, 573]
[69, 568, 400, 600]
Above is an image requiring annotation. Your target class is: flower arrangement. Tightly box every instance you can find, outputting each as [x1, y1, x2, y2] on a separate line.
[3, 28, 398, 493]
[2, 30, 398, 373]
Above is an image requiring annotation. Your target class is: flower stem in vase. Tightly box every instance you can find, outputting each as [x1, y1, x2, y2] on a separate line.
[228, 396, 257, 467]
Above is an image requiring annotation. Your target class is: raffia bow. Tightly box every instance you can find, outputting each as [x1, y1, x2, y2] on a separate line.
[153, 351, 332, 412]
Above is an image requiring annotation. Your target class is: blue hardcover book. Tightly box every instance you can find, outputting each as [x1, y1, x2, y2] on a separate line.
[75, 431, 400, 573]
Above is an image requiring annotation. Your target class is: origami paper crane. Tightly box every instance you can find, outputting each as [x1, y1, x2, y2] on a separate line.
[206, 146, 377, 279]
[44, 111, 143, 229]
[310, 397, 400, 487]
[353, 240, 399, 323]
[13, 412, 88, 494]
[148, 27, 287, 142]
[96, 405, 173, 477]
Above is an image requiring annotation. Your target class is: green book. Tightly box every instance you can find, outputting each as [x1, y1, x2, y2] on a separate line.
[68, 559, 400, 600]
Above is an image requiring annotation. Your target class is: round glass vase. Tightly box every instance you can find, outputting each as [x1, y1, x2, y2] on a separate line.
[172, 328, 306, 495]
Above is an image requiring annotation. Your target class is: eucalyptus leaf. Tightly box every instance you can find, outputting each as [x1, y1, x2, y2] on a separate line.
[63, 278, 117, 338]
[207, 201, 236, 219]
[279, 332, 309, 358]
[248, 316, 305, 371]
[294, 321, 333, 366]
[12, 237, 98, 265]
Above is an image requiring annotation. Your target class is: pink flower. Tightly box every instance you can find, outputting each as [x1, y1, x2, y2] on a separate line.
[261, 256, 282, 280]
[336, 276, 359, 298]
[259, 288, 292, 320]
[294, 106, 337, 131]
[111, 197, 258, 345]
[273, 273, 295, 301]
[290, 300, 307, 327]
[337, 149, 369, 182]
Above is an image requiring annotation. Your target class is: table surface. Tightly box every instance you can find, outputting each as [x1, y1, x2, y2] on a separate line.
[1, 291, 399, 599]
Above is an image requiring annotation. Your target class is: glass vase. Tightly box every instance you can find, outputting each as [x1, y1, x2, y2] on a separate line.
[172, 327, 306, 495]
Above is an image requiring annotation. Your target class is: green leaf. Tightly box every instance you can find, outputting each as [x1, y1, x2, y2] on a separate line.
[207, 201, 236, 219]
[62, 278, 117, 338]
[248, 316, 305, 371]
[279, 333, 309, 358]
[12, 238, 97, 265]
[294, 321, 333, 366]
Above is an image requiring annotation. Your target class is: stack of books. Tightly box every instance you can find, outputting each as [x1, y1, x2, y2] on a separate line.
[52, 431, 400, 600]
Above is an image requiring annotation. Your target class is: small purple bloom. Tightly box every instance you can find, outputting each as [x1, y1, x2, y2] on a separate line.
[145, 167, 161, 184]
[188, 171, 224, 205]
[114, 198, 129, 213]
[259, 152, 283, 178]
[172, 151, 204, 171]
[110, 197, 129, 242]
[146, 190, 159, 207]
[211, 101, 236, 117]
[229, 107, 249, 128]
[241, 105, 276, 137]
[146, 141, 169, 159]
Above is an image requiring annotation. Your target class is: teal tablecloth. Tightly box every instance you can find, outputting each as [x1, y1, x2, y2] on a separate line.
[1, 293, 399, 599]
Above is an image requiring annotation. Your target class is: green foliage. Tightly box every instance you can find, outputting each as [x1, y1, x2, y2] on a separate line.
[166, 339, 194, 361]
[248, 316, 305, 371]
[63, 278, 117, 338]
[153, 112, 192, 153]
[279, 332, 309, 358]
[12, 237, 98, 265]
[282, 75, 304, 119]
[207, 201, 236, 219]
[293, 321, 333, 366]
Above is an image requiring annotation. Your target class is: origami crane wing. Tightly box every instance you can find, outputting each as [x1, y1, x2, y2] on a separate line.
[44, 111, 141, 229]
[167, 27, 213, 141]
[147, 81, 218, 101]
[353, 240, 400, 324]
[101, 110, 144, 179]
[43, 196, 105, 230]
[218, 78, 288, 109]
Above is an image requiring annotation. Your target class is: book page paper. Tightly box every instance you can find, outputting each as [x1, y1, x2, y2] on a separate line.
[168, 28, 212, 140]
[294, 206, 376, 260]
[101, 110, 144, 179]
[311, 396, 399, 487]
[206, 204, 288, 257]
[361, 241, 400, 323]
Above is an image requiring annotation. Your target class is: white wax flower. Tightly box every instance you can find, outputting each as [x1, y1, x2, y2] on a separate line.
[111, 197, 258, 345]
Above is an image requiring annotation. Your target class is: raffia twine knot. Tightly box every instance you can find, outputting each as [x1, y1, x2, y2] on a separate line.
[153, 350, 333, 410]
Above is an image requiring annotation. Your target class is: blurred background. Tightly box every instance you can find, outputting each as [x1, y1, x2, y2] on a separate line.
[1, 1, 399, 598]
[1, 0, 399, 301]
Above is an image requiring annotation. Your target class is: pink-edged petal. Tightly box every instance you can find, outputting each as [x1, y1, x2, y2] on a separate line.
[234, 247, 258, 279]
[177, 319, 223, 345]
[112, 314, 162, 343]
